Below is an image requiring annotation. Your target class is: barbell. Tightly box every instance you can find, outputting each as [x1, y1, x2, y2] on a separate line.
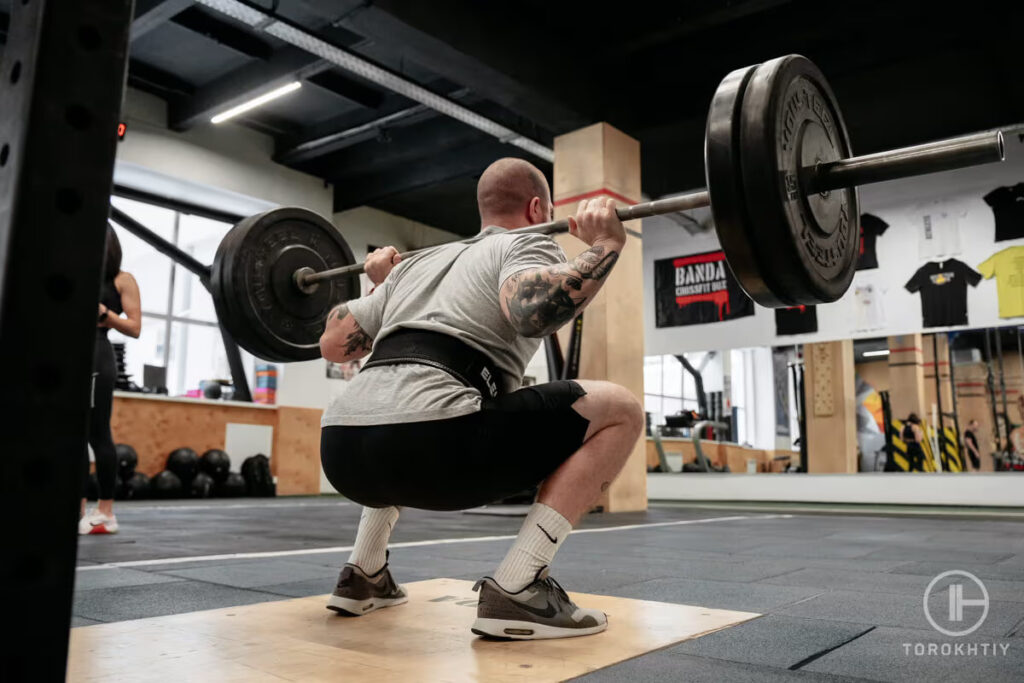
[209, 54, 1005, 363]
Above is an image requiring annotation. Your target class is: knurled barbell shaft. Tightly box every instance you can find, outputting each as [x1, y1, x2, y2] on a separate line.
[299, 190, 711, 287]
[298, 129, 1005, 289]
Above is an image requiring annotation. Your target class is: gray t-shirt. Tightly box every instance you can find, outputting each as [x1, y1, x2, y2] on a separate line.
[321, 226, 567, 426]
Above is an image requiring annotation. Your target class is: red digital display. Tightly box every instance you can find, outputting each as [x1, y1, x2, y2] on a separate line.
[117, 122, 127, 140]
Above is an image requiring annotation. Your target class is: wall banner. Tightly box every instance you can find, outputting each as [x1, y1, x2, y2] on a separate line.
[654, 250, 755, 327]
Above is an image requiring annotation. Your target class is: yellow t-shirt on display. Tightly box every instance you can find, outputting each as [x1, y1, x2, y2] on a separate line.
[978, 246, 1024, 318]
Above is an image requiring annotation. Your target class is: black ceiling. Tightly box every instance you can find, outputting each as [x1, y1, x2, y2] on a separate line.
[3, 0, 1022, 236]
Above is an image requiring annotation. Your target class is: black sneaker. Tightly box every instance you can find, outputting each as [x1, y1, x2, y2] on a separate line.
[326, 562, 408, 616]
[471, 568, 607, 640]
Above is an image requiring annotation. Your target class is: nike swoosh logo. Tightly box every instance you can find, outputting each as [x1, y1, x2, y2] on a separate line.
[514, 598, 558, 619]
[90, 521, 107, 527]
[537, 524, 557, 544]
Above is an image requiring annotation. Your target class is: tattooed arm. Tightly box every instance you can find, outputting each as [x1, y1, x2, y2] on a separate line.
[500, 240, 622, 338]
[500, 196, 626, 338]
[319, 302, 374, 363]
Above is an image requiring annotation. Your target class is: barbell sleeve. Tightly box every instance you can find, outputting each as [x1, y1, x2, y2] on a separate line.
[807, 130, 1004, 194]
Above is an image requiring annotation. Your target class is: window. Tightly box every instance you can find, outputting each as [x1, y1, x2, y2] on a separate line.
[108, 196, 257, 397]
[644, 355, 700, 431]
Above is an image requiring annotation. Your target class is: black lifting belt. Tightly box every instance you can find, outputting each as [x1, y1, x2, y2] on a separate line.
[361, 328, 513, 398]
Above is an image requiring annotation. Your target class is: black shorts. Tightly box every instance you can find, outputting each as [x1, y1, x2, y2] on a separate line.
[321, 380, 589, 511]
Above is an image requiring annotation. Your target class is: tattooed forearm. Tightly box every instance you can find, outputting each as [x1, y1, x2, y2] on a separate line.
[319, 303, 372, 362]
[343, 326, 373, 355]
[502, 244, 622, 337]
[574, 246, 619, 280]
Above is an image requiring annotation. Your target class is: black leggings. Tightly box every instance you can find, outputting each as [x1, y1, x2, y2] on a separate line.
[86, 334, 118, 500]
[905, 443, 927, 472]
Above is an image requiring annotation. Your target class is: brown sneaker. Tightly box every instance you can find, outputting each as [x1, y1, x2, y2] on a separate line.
[471, 568, 607, 640]
[326, 562, 407, 616]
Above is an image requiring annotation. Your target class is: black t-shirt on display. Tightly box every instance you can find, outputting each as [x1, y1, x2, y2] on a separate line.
[904, 259, 981, 328]
[856, 213, 889, 270]
[775, 305, 818, 336]
[984, 184, 1024, 242]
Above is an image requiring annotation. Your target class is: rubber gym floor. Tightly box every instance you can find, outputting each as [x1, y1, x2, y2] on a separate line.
[74, 499, 1024, 681]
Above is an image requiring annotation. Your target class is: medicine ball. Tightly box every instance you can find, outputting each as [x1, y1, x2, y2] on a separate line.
[215, 472, 247, 498]
[241, 454, 274, 497]
[115, 443, 138, 480]
[200, 380, 222, 400]
[150, 470, 183, 499]
[122, 472, 150, 500]
[190, 472, 215, 499]
[199, 449, 231, 483]
[166, 447, 199, 483]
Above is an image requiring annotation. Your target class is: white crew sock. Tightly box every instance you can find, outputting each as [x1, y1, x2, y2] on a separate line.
[493, 503, 572, 592]
[348, 505, 400, 574]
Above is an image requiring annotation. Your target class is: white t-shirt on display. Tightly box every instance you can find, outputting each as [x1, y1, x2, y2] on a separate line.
[853, 280, 887, 331]
[916, 200, 964, 259]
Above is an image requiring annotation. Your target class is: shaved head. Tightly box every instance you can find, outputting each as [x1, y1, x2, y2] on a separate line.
[477, 158, 552, 229]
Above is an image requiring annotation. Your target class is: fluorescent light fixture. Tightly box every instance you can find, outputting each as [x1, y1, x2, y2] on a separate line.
[211, 81, 302, 124]
[195, 0, 554, 162]
[863, 349, 890, 358]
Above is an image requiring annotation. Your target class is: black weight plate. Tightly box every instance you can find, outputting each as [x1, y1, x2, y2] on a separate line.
[213, 214, 279, 361]
[738, 55, 858, 306]
[220, 215, 286, 362]
[705, 63, 778, 304]
[214, 215, 290, 362]
[212, 208, 360, 362]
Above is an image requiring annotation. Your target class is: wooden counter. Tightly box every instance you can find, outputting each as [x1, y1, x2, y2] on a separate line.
[646, 437, 796, 473]
[110, 392, 321, 495]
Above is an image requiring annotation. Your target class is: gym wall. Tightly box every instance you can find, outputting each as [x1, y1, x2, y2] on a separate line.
[116, 88, 333, 216]
[643, 125, 1024, 356]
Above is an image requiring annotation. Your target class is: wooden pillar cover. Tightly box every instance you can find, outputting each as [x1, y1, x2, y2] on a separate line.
[888, 333, 927, 419]
[803, 340, 857, 473]
[552, 123, 646, 512]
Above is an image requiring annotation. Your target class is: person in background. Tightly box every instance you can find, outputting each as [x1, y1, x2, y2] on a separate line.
[79, 226, 142, 535]
[902, 413, 927, 472]
[963, 419, 981, 470]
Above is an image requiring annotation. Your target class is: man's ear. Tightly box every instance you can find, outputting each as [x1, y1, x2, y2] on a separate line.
[526, 196, 539, 223]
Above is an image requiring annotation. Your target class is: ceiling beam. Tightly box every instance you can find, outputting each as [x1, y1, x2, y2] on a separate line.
[324, 1, 592, 133]
[170, 6, 273, 60]
[276, 87, 473, 165]
[168, 45, 328, 131]
[304, 70, 386, 110]
[127, 59, 196, 100]
[131, 0, 193, 42]
[318, 114, 512, 181]
[332, 138, 536, 211]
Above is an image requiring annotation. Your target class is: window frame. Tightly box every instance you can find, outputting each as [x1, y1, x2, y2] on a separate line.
[110, 189, 249, 396]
